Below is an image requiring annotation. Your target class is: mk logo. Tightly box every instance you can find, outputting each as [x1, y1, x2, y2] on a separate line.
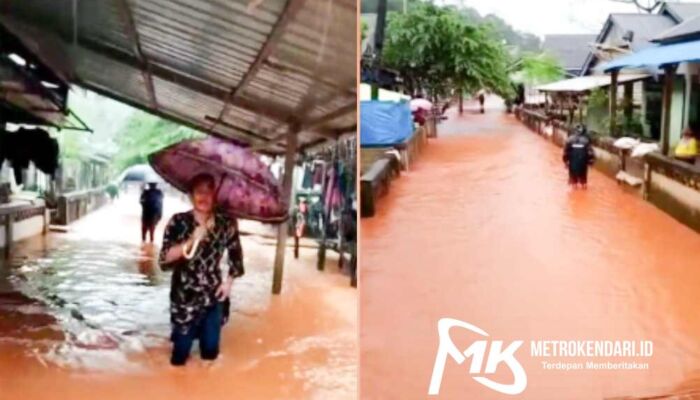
[428, 318, 527, 396]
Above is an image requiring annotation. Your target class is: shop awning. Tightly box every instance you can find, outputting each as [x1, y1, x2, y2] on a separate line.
[535, 73, 650, 93]
[600, 40, 700, 72]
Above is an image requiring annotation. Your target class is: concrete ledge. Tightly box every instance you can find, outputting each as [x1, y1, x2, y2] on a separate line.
[0, 202, 47, 252]
[360, 156, 401, 218]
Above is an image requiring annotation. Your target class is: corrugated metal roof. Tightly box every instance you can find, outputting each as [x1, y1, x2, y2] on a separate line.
[609, 14, 677, 51]
[661, 2, 700, 22]
[0, 0, 356, 154]
[541, 34, 597, 72]
[600, 39, 700, 71]
[580, 13, 677, 76]
[654, 13, 700, 43]
[536, 73, 649, 92]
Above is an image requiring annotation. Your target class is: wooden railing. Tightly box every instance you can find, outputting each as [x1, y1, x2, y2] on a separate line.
[516, 105, 700, 191]
[644, 152, 700, 193]
[54, 187, 109, 225]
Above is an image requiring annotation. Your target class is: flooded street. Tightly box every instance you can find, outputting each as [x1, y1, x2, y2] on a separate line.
[0, 191, 356, 400]
[360, 104, 700, 399]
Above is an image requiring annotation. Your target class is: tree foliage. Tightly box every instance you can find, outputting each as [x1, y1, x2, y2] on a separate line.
[362, 0, 541, 53]
[61, 90, 203, 178]
[112, 111, 203, 174]
[382, 3, 514, 99]
[511, 52, 565, 85]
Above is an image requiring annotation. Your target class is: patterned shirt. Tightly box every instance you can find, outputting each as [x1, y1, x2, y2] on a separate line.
[158, 210, 244, 332]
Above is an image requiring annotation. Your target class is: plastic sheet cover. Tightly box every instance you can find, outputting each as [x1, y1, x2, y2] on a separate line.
[360, 100, 413, 147]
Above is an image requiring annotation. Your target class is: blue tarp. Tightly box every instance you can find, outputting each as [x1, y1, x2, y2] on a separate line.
[600, 40, 700, 72]
[360, 100, 413, 147]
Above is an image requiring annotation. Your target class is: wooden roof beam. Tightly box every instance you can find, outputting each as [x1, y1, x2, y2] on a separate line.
[115, 0, 157, 110]
[208, 0, 307, 132]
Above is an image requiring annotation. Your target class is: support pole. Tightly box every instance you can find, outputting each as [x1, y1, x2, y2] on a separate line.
[371, 0, 388, 100]
[623, 82, 633, 120]
[458, 88, 463, 114]
[609, 69, 619, 136]
[661, 64, 677, 155]
[271, 125, 299, 295]
[4, 215, 13, 259]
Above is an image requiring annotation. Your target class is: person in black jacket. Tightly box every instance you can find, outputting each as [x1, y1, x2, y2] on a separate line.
[140, 182, 163, 242]
[563, 125, 595, 189]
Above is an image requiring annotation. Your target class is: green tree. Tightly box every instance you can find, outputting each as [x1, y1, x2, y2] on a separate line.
[112, 111, 203, 174]
[511, 52, 565, 85]
[382, 3, 513, 101]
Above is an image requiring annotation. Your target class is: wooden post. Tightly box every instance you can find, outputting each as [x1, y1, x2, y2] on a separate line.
[609, 69, 619, 136]
[623, 82, 633, 120]
[42, 207, 48, 235]
[578, 98, 583, 123]
[643, 162, 652, 200]
[661, 64, 677, 155]
[271, 125, 299, 295]
[4, 214, 13, 259]
[458, 88, 463, 114]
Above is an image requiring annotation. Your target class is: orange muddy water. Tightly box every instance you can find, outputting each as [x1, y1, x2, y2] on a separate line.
[0, 190, 356, 400]
[361, 103, 700, 399]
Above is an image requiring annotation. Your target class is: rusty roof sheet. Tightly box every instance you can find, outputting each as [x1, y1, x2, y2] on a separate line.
[0, 0, 357, 154]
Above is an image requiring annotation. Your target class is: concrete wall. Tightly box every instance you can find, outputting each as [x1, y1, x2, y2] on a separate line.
[647, 172, 700, 233]
[0, 214, 45, 248]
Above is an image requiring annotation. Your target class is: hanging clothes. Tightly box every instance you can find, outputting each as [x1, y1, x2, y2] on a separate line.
[301, 164, 313, 189]
[1, 128, 60, 185]
[312, 163, 324, 186]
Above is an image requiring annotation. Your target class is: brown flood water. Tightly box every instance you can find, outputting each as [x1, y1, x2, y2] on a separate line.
[0, 191, 356, 400]
[361, 104, 700, 399]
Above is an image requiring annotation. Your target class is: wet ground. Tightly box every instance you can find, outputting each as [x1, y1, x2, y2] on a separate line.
[0, 191, 356, 400]
[360, 100, 700, 399]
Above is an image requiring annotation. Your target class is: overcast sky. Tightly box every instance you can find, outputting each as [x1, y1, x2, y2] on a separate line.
[443, 0, 700, 37]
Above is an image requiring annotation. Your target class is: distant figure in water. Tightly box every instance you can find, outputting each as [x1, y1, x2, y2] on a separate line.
[159, 173, 244, 366]
[563, 125, 595, 189]
[478, 91, 485, 114]
[140, 182, 163, 242]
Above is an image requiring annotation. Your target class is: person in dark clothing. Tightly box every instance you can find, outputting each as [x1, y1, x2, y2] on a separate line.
[140, 182, 163, 242]
[563, 125, 595, 189]
[158, 173, 244, 366]
[478, 92, 485, 114]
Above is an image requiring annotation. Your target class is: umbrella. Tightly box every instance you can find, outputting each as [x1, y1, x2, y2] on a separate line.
[120, 164, 162, 183]
[149, 137, 287, 223]
[410, 98, 433, 112]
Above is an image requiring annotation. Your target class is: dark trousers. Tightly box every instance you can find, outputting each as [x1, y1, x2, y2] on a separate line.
[141, 215, 160, 242]
[171, 303, 223, 366]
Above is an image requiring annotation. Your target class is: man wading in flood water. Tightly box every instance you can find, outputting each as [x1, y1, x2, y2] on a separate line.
[563, 125, 595, 190]
[159, 173, 244, 366]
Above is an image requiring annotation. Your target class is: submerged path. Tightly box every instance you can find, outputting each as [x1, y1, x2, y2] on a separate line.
[0, 191, 356, 399]
[361, 103, 700, 399]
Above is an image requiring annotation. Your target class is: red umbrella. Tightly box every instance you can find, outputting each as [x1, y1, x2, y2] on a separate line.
[149, 137, 288, 223]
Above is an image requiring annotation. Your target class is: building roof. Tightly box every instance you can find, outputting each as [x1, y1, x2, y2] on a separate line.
[541, 34, 597, 71]
[536, 73, 649, 92]
[0, 0, 356, 155]
[600, 39, 700, 71]
[653, 13, 700, 43]
[581, 13, 676, 75]
[608, 14, 677, 50]
[660, 2, 700, 22]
